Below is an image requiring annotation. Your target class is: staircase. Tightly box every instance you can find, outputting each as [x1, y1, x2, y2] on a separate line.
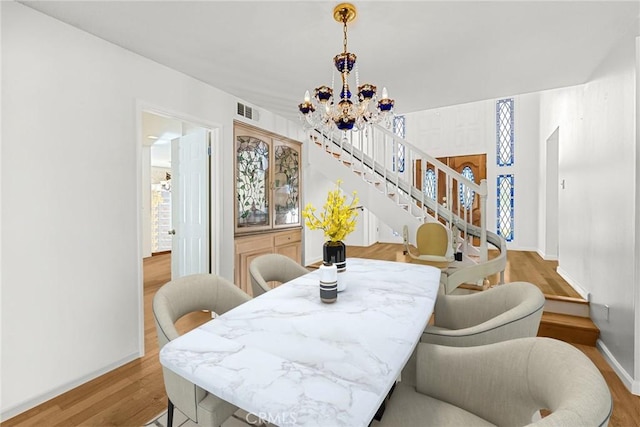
[307, 124, 507, 294]
[306, 124, 599, 346]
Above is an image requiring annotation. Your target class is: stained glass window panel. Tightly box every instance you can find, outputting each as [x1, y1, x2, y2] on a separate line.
[393, 115, 405, 173]
[496, 98, 514, 166]
[497, 174, 514, 242]
[458, 166, 475, 210]
[423, 168, 436, 200]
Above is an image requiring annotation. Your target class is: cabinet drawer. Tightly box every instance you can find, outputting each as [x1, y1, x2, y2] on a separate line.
[275, 230, 301, 246]
[235, 234, 274, 253]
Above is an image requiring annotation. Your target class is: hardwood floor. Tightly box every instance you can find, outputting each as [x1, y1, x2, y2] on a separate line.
[345, 243, 582, 298]
[2, 246, 639, 426]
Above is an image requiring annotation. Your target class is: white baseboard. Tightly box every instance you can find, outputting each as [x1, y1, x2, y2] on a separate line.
[596, 339, 640, 396]
[506, 245, 539, 252]
[556, 266, 590, 301]
[0, 352, 140, 422]
[536, 249, 558, 261]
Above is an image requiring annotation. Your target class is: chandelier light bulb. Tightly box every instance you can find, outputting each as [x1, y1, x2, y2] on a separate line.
[298, 3, 394, 132]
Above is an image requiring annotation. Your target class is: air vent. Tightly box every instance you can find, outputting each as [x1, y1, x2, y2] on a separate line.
[237, 102, 259, 121]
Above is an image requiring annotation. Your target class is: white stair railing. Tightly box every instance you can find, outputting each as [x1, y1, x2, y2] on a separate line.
[308, 124, 507, 293]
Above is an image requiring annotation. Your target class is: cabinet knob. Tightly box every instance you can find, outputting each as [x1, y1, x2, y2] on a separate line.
[168, 229, 176, 235]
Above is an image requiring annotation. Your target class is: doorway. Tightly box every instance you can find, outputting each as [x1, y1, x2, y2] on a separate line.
[141, 110, 216, 278]
[544, 127, 559, 260]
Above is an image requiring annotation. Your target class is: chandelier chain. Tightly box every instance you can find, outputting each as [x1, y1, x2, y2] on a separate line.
[342, 17, 348, 54]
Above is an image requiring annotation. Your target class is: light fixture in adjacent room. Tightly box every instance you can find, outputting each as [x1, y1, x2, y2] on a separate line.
[298, 3, 394, 132]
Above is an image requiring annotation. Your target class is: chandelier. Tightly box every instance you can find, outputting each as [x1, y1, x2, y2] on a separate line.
[298, 3, 394, 132]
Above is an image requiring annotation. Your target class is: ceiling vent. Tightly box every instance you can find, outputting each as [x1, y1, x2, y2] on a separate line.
[237, 102, 259, 121]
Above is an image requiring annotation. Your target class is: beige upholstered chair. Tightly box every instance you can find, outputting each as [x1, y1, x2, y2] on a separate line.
[153, 274, 251, 427]
[404, 222, 454, 269]
[422, 281, 545, 347]
[381, 338, 612, 427]
[249, 253, 309, 297]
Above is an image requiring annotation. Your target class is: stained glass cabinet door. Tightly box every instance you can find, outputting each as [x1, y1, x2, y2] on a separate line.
[273, 139, 301, 228]
[235, 131, 271, 232]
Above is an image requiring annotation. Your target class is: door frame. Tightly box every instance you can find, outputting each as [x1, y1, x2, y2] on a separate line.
[135, 100, 223, 356]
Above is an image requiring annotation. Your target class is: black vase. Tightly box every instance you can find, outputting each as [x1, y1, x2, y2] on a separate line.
[323, 240, 346, 269]
[323, 241, 347, 292]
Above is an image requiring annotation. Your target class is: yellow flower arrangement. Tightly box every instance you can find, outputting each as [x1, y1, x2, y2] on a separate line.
[302, 180, 359, 242]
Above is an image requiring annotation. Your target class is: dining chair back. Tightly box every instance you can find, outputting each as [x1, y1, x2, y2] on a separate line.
[153, 274, 250, 427]
[249, 253, 309, 297]
[422, 281, 545, 347]
[381, 338, 612, 426]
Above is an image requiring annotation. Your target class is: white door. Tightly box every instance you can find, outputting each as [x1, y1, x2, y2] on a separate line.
[171, 128, 210, 279]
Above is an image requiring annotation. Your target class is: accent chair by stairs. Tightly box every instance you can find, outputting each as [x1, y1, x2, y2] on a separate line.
[422, 281, 545, 347]
[380, 338, 612, 427]
[249, 253, 309, 297]
[404, 222, 454, 269]
[153, 274, 251, 427]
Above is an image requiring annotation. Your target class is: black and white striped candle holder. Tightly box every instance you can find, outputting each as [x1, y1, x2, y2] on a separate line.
[319, 263, 338, 304]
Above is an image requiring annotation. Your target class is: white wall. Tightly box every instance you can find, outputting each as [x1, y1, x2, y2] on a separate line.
[539, 35, 637, 386]
[1, 2, 302, 419]
[635, 36, 640, 395]
[404, 93, 540, 251]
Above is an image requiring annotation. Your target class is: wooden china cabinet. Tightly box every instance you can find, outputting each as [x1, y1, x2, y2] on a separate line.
[233, 121, 303, 295]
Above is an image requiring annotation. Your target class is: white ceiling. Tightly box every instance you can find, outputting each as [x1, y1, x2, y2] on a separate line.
[20, 1, 640, 122]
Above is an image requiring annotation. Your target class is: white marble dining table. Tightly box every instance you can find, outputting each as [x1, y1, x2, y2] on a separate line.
[159, 257, 441, 427]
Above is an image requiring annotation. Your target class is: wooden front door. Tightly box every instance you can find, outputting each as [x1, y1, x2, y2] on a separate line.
[414, 154, 487, 221]
[415, 154, 486, 237]
[447, 154, 486, 224]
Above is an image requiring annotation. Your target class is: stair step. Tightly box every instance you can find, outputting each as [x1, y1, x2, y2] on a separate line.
[543, 294, 590, 317]
[538, 312, 599, 346]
